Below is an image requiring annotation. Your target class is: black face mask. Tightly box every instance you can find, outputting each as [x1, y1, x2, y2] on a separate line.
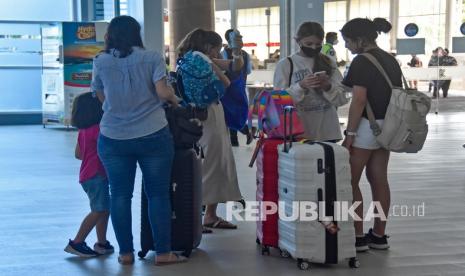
[300, 45, 322, 57]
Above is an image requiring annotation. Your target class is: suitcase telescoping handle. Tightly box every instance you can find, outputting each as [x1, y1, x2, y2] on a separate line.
[283, 106, 294, 153]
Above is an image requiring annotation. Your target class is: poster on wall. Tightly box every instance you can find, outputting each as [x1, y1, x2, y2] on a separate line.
[62, 22, 105, 125]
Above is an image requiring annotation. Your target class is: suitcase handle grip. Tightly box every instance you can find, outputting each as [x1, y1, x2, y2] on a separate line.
[317, 188, 323, 222]
[283, 106, 294, 153]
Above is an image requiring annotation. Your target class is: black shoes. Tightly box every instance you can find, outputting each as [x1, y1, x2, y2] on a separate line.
[366, 228, 390, 250]
[246, 132, 254, 145]
[355, 228, 390, 252]
[355, 235, 369, 252]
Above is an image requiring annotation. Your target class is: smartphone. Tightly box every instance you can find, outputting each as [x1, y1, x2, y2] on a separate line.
[313, 71, 327, 76]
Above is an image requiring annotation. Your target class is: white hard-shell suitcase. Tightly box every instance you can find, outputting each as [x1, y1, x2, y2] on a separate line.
[277, 106, 359, 270]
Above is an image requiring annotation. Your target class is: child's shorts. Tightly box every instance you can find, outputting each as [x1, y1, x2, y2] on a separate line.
[81, 175, 110, 212]
[352, 118, 385, 150]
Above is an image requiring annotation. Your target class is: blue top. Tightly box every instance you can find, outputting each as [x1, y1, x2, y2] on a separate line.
[91, 47, 167, 140]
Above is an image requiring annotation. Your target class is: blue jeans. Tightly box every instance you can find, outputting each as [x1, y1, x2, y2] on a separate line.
[98, 126, 174, 255]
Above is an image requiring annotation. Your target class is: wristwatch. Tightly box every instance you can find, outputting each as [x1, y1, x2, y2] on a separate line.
[344, 130, 357, 137]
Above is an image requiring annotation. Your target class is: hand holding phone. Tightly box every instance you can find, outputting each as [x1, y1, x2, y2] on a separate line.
[313, 71, 331, 90]
[313, 71, 327, 77]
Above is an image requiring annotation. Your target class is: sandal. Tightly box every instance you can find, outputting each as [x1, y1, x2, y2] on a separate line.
[202, 226, 213, 234]
[203, 217, 237, 229]
[155, 252, 188, 266]
[118, 253, 135, 265]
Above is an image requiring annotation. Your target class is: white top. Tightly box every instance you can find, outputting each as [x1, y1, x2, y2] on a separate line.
[273, 53, 343, 141]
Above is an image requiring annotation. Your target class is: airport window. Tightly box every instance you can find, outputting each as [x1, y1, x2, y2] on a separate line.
[0, 0, 73, 21]
[324, 1, 348, 60]
[349, 0, 391, 51]
[94, 0, 116, 21]
[398, 0, 446, 54]
[237, 6, 280, 62]
[452, 0, 465, 36]
[214, 10, 232, 45]
[119, 0, 128, 15]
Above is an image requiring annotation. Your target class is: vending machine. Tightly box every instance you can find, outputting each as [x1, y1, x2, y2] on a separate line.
[41, 22, 107, 127]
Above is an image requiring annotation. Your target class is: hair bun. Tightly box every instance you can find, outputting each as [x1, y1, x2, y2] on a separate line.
[372, 18, 392, 34]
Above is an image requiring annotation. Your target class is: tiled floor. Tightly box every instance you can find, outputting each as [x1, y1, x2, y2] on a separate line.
[1, 96, 464, 276]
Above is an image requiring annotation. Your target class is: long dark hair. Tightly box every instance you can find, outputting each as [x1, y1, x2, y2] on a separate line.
[177, 28, 222, 57]
[71, 92, 103, 129]
[295, 22, 332, 75]
[341, 18, 392, 46]
[105, 15, 144, 58]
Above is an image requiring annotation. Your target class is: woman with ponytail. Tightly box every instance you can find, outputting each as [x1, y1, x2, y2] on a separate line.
[273, 21, 347, 142]
[341, 17, 401, 252]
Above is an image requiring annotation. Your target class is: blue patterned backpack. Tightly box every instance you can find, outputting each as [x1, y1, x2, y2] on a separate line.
[176, 51, 225, 108]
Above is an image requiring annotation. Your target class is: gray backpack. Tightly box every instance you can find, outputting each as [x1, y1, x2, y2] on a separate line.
[361, 53, 431, 153]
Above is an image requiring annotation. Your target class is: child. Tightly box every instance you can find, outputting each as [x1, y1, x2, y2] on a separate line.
[64, 92, 114, 257]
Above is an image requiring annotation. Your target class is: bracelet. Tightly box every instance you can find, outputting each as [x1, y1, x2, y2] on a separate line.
[344, 130, 357, 137]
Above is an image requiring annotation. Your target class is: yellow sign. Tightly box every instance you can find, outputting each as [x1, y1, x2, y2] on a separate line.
[76, 26, 96, 40]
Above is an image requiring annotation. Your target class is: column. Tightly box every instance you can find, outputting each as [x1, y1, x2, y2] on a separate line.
[389, 0, 399, 51]
[168, 0, 215, 66]
[73, 0, 81, 21]
[279, 0, 324, 57]
[128, 0, 164, 54]
[229, 0, 237, 29]
[80, 0, 94, 21]
[445, 0, 454, 50]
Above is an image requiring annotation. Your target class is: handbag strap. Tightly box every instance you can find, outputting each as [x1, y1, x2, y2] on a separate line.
[287, 57, 294, 86]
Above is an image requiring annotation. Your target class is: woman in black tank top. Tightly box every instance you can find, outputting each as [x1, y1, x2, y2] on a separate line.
[340, 17, 399, 253]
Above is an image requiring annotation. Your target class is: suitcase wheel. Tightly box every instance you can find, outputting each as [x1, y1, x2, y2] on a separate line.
[182, 249, 192, 258]
[261, 245, 270, 256]
[138, 250, 148, 259]
[297, 259, 310, 270]
[279, 249, 290, 258]
[349, 257, 360, 268]
[256, 237, 261, 245]
[237, 199, 246, 209]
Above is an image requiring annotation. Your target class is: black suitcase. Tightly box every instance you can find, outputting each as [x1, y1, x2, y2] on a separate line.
[138, 148, 203, 258]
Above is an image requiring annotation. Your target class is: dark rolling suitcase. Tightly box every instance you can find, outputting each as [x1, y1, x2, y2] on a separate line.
[138, 148, 203, 258]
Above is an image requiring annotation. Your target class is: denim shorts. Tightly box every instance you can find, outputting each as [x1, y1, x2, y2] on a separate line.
[81, 174, 110, 212]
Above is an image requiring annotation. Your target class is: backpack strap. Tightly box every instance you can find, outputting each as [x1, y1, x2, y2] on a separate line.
[287, 57, 294, 87]
[365, 103, 382, 136]
[359, 53, 386, 136]
[361, 53, 410, 89]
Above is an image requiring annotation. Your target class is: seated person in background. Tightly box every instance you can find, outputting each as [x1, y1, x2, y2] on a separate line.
[407, 54, 422, 89]
[438, 48, 457, 98]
